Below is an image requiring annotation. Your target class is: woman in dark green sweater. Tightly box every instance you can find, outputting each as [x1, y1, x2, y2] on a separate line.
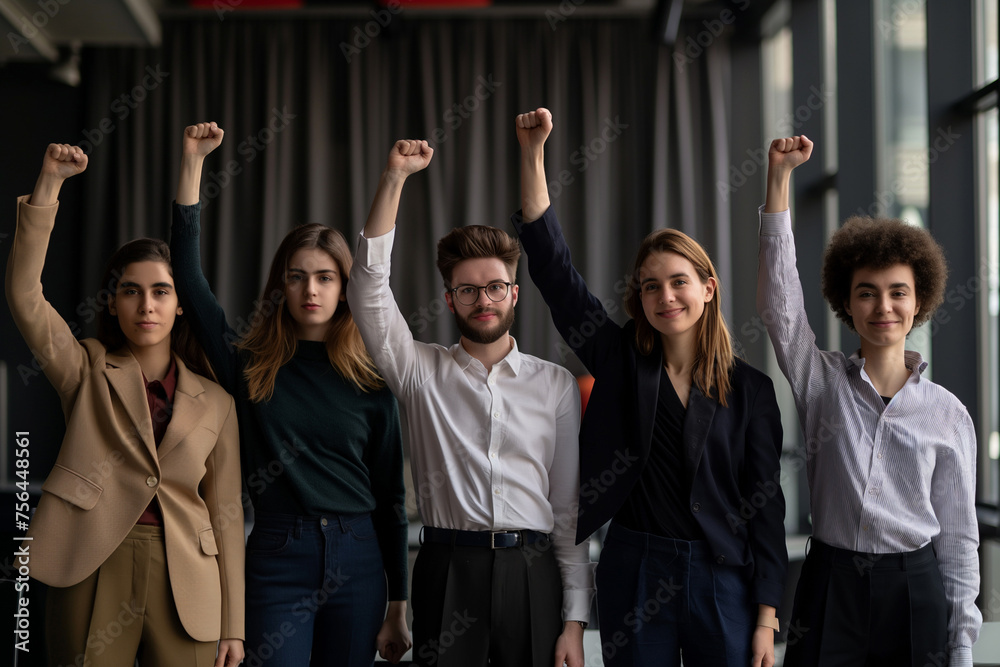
[169, 122, 410, 666]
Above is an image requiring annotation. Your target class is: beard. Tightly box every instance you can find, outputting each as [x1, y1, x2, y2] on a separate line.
[454, 304, 516, 344]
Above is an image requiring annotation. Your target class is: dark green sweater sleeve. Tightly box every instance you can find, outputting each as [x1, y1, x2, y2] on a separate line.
[169, 202, 242, 395]
[365, 391, 409, 601]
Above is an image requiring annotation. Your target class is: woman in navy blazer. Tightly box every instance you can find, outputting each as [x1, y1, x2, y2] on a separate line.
[511, 109, 787, 667]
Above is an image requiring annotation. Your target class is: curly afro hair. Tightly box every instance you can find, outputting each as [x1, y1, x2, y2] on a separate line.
[821, 216, 948, 332]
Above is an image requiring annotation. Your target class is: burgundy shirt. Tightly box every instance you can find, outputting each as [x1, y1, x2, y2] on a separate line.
[136, 358, 177, 526]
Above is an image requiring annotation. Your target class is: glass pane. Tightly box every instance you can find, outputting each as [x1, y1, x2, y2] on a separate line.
[875, 0, 931, 364]
[979, 0, 999, 85]
[984, 105, 999, 504]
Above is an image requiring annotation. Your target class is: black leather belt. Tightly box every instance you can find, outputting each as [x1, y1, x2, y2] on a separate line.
[420, 526, 549, 549]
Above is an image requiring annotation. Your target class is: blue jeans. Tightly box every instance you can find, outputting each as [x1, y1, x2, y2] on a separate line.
[595, 522, 755, 667]
[243, 512, 387, 667]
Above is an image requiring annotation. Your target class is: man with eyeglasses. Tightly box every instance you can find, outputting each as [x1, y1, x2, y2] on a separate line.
[347, 139, 594, 667]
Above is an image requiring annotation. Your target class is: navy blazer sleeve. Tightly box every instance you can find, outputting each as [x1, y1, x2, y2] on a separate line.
[511, 207, 626, 376]
[169, 202, 243, 395]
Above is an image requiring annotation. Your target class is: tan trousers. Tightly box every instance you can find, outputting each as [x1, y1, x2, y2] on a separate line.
[45, 524, 218, 667]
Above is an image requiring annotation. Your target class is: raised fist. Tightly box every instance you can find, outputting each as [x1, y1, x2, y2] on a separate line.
[40, 144, 87, 181]
[386, 139, 433, 176]
[515, 108, 553, 149]
[183, 121, 224, 158]
[768, 135, 813, 171]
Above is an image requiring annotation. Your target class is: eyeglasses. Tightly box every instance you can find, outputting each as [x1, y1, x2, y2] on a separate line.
[449, 281, 513, 306]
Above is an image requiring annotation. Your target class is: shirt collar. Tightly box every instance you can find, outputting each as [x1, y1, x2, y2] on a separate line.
[848, 349, 928, 376]
[143, 357, 178, 401]
[451, 336, 522, 376]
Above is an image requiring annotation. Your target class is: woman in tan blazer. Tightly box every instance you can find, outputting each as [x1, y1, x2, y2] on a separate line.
[5, 143, 245, 667]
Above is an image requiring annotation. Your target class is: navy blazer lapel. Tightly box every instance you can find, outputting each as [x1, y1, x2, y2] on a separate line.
[635, 347, 662, 463]
[157, 357, 207, 461]
[683, 385, 717, 482]
[103, 348, 156, 460]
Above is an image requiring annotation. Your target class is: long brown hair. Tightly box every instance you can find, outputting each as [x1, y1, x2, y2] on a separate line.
[623, 229, 735, 406]
[237, 223, 382, 402]
[97, 238, 215, 379]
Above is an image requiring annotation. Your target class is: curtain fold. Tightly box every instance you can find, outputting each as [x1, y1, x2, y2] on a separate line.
[74, 16, 733, 373]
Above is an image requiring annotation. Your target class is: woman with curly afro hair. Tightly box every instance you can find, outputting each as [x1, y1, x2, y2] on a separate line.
[757, 135, 980, 666]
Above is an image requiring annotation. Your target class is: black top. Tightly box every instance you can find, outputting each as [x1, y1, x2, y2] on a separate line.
[616, 368, 705, 540]
[170, 202, 408, 600]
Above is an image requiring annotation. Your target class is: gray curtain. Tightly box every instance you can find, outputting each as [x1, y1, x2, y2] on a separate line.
[75, 15, 732, 374]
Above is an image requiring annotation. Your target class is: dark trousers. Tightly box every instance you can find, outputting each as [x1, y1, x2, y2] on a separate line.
[783, 538, 949, 667]
[410, 535, 563, 667]
[595, 522, 755, 667]
[243, 511, 387, 667]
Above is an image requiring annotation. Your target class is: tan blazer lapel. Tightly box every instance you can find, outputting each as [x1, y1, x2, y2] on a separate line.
[103, 348, 157, 460]
[157, 357, 207, 461]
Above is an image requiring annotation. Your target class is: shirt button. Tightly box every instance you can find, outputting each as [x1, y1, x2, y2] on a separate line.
[716, 555, 726, 564]
[863, 525, 870, 531]
[489, 378, 496, 386]
[490, 452, 498, 459]
[321, 517, 328, 527]
[869, 489, 877, 496]
[146, 476, 157, 488]
[493, 411, 500, 419]
[692, 503, 701, 513]
[877, 453, 883, 459]
[494, 488, 501, 495]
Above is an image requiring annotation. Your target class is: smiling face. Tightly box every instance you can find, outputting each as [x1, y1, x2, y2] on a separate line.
[845, 263, 921, 352]
[284, 247, 345, 341]
[445, 257, 518, 345]
[638, 250, 716, 345]
[109, 261, 182, 355]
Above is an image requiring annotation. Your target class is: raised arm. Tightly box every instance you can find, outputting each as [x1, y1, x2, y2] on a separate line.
[511, 109, 622, 377]
[756, 136, 842, 411]
[177, 121, 224, 205]
[6, 145, 91, 396]
[516, 108, 552, 222]
[169, 123, 242, 393]
[347, 141, 434, 396]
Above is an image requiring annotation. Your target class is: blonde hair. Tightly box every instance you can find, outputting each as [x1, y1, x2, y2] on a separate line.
[623, 229, 735, 406]
[237, 224, 382, 402]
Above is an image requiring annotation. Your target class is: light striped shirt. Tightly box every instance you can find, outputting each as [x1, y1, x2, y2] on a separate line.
[757, 207, 981, 662]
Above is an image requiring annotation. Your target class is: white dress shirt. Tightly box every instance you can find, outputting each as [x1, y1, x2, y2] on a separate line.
[347, 227, 595, 623]
[757, 206, 981, 663]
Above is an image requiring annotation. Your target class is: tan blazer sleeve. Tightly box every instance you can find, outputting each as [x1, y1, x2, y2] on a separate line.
[203, 394, 245, 640]
[5, 195, 89, 397]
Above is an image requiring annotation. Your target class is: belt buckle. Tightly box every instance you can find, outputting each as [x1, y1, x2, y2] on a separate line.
[491, 530, 518, 549]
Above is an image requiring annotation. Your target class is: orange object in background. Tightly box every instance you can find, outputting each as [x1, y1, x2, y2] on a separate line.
[577, 375, 595, 417]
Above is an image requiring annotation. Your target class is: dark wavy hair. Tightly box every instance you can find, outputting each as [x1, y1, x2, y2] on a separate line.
[96, 238, 214, 379]
[821, 216, 948, 332]
[436, 225, 521, 288]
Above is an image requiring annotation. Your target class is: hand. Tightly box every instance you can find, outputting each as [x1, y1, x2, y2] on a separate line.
[767, 135, 813, 172]
[751, 625, 775, 667]
[40, 143, 87, 181]
[516, 108, 553, 150]
[215, 638, 244, 667]
[552, 621, 584, 667]
[385, 139, 433, 177]
[183, 121, 224, 158]
[375, 610, 412, 664]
